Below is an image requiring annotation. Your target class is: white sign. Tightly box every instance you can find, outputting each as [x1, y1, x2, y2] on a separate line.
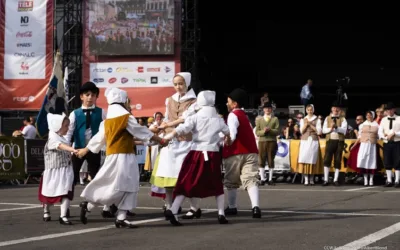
[4, 0, 47, 79]
[89, 61, 175, 88]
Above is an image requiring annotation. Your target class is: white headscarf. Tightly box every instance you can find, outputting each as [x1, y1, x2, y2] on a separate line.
[369, 111, 375, 120]
[105, 87, 128, 104]
[309, 104, 315, 112]
[197, 90, 215, 107]
[47, 113, 66, 133]
[175, 72, 191, 88]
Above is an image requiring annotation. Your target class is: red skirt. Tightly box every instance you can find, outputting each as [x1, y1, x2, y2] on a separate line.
[173, 150, 224, 198]
[38, 176, 74, 204]
[348, 143, 380, 174]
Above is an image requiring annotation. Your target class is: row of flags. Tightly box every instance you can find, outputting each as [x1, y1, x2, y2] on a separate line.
[36, 52, 70, 138]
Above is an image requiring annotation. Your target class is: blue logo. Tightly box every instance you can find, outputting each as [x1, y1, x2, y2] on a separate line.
[276, 141, 289, 157]
[107, 67, 113, 73]
[93, 78, 104, 83]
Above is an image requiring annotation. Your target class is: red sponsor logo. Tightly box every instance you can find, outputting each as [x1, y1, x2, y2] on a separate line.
[108, 77, 117, 84]
[16, 31, 32, 38]
[147, 67, 161, 72]
[137, 66, 144, 73]
[18, 1, 33, 11]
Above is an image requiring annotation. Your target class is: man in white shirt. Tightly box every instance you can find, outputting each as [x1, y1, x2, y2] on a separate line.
[378, 102, 400, 187]
[300, 79, 313, 106]
[21, 117, 37, 139]
[322, 101, 348, 186]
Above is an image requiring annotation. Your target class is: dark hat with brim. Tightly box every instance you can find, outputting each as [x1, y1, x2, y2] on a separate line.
[80, 81, 99, 95]
[331, 100, 342, 108]
[385, 102, 396, 110]
[227, 88, 247, 107]
[263, 102, 273, 108]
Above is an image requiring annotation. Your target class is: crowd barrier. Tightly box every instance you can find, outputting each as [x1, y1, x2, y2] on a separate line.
[0, 137, 386, 181]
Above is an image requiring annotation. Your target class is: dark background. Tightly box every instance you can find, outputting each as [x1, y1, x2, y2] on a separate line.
[196, 18, 400, 117]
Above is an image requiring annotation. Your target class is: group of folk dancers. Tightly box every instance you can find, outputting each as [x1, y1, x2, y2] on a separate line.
[38, 73, 262, 228]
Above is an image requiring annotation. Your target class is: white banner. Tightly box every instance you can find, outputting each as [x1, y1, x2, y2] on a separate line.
[4, 0, 47, 79]
[271, 139, 291, 171]
[89, 62, 176, 88]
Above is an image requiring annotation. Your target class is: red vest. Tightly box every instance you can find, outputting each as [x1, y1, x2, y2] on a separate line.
[222, 109, 258, 158]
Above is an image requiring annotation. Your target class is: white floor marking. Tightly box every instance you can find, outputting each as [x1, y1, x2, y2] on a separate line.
[335, 222, 400, 250]
[0, 206, 41, 212]
[344, 187, 376, 192]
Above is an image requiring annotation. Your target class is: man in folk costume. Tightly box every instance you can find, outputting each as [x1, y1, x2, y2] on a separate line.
[255, 102, 280, 185]
[77, 88, 166, 228]
[150, 72, 201, 219]
[64, 82, 115, 217]
[38, 113, 77, 225]
[378, 102, 400, 187]
[322, 101, 348, 186]
[162, 91, 231, 226]
[223, 88, 261, 218]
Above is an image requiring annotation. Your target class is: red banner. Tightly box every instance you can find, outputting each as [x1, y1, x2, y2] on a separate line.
[0, 0, 53, 110]
[83, 0, 181, 117]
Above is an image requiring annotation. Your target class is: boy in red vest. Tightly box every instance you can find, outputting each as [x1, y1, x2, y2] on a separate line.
[223, 88, 261, 218]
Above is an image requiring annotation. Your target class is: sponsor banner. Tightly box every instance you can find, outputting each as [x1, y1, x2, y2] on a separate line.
[0, 137, 25, 180]
[25, 139, 46, 174]
[89, 62, 175, 88]
[0, 0, 53, 110]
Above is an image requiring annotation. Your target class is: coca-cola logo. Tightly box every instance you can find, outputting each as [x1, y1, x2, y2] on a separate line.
[108, 77, 117, 84]
[137, 66, 144, 73]
[16, 31, 32, 38]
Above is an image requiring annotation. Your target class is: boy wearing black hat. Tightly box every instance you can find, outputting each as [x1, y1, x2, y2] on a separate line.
[255, 102, 280, 185]
[378, 102, 400, 187]
[322, 101, 348, 186]
[222, 88, 261, 218]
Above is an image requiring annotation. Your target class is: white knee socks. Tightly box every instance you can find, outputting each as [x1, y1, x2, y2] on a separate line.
[103, 205, 110, 211]
[216, 194, 225, 216]
[324, 167, 330, 182]
[60, 198, 70, 218]
[117, 210, 127, 220]
[259, 168, 266, 181]
[269, 169, 274, 181]
[310, 174, 315, 184]
[170, 195, 185, 214]
[363, 174, 368, 186]
[386, 170, 393, 183]
[304, 175, 309, 185]
[227, 189, 237, 209]
[189, 197, 199, 211]
[395, 170, 400, 183]
[247, 186, 259, 208]
[165, 188, 174, 210]
[369, 174, 374, 185]
[334, 169, 339, 182]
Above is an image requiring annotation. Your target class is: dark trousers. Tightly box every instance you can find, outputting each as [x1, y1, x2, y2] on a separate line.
[71, 152, 101, 184]
[301, 98, 311, 106]
[383, 141, 400, 170]
[258, 141, 278, 168]
[323, 140, 344, 169]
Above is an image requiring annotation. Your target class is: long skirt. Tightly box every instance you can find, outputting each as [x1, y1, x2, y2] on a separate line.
[173, 150, 224, 198]
[348, 143, 379, 174]
[38, 176, 74, 204]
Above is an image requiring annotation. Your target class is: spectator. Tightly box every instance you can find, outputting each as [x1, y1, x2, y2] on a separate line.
[295, 112, 304, 126]
[353, 115, 364, 138]
[21, 117, 37, 139]
[300, 79, 313, 106]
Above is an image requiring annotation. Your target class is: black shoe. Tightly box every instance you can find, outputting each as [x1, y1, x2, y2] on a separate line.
[164, 210, 183, 226]
[43, 212, 51, 222]
[101, 210, 114, 218]
[114, 219, 138, 228]
[127, 211, 136, 217]
[218, 215, 228, 224]
[110, 204, 118, 216]
[322, 181, 329, 186]
[79, 201, 88, 224]
[384, 182, 393, 187]
[59, 217, 72, 225]
[252, 206, 262, 218]
[224, 206, 238, 215]
[259, 180, 266, 186]
[182, 208, 202, 219]
[268, 180, 275, 186]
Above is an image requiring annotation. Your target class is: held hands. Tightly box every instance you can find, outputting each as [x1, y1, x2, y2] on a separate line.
[224, 136, 232, 146]
[158, 122, 169, 131]
[264, 127, 271, 133]
[76, 148, 89, 159]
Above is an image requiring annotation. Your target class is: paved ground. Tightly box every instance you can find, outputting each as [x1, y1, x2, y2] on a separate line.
[0, 183, 399, 250]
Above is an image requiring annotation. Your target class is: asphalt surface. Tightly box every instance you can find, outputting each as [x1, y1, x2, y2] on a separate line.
[0, 183, 399, 250]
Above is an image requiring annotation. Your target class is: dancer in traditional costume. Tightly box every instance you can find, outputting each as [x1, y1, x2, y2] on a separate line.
[297, 104, 322, 186]
[77, 88, 166, 228]
[255, 102, 280, 185]
[349, 111, 379, 186]
[162, 91, 231, 225]
[150, 72, 202, 219]
[223, 88, 261, 218]
[322, 101, 348, 186]
[378, 102, 400, 187]
[38, 113, 77, 225]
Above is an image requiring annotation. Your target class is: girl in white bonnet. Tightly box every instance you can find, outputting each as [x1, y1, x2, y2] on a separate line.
[38, 113, 78, 225]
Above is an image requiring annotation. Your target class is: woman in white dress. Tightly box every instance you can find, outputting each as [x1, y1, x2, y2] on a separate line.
[350, 111, 379, 186]
[297, 104, 322, 186]
[150, 72, 202, 219]
[77, 88, 166, 228]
